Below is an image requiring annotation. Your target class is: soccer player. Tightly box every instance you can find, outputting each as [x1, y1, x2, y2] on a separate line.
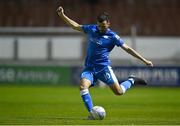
[57, 6, 153, 119]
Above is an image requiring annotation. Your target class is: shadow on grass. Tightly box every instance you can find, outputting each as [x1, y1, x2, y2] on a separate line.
[0, 116, 94, 125]
[10, 116, 88, 120]
[45, 116, 87, 120]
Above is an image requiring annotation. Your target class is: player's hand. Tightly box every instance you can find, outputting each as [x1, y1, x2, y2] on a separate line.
[145, 60, 153, 67]
[56, 6, 64, 16]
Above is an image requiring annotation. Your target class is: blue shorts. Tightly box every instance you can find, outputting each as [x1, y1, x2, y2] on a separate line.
[80, 66, 118, 86]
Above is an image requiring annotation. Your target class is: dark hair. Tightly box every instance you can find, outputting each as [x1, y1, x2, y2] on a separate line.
[97, 12, 110, 23]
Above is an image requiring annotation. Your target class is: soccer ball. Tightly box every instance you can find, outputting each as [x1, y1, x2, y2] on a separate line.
[91, 106, 106, 120]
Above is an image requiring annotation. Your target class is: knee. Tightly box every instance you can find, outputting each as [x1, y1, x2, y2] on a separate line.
[114, 88, 124, 96]
[114, 90, 123, 96]
[79, 79, 91, 90]
[79, 83, 86, 90]
[110, 83, 124, 96]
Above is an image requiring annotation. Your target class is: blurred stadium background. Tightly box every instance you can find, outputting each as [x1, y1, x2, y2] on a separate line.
[0, 0, 180, 86]
[0, 0, 180, 125]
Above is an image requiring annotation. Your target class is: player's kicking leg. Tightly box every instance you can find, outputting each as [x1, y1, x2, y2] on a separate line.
[97, 66, 147, 95]
[109, 76, 147, 95]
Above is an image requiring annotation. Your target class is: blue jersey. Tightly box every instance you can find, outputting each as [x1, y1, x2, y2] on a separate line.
[82, 24, 125, 71]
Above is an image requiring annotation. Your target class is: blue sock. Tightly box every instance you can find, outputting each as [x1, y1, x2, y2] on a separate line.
[80, 89, 93, 112]
[120, 78, 134, 93]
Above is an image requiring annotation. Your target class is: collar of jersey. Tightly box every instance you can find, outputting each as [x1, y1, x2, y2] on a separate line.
[96, 26, 110, 35]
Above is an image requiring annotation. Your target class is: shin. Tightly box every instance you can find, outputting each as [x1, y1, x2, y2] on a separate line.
[80, 79, 93, 112]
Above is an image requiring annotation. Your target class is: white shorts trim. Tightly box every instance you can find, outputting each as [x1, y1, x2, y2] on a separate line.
[108, 66, 118, 84]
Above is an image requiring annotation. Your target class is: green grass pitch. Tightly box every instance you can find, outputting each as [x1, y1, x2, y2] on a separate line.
[0, 85, 180, 125]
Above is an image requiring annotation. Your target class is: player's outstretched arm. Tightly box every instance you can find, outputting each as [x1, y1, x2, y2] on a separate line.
[121, 43, 153, 66]
[56, 6, 83, 32]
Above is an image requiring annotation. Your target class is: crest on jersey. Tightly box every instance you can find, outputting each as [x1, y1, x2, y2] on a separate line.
[90, 38, 102, 45]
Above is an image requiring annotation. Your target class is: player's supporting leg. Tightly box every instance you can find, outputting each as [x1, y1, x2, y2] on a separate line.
[80, 78, 93, 112]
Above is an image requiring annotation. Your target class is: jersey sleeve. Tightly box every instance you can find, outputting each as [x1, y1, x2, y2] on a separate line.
[82, 24, 95, 34]
[113, 34, 125, 47]
[82, 25, 93, 34]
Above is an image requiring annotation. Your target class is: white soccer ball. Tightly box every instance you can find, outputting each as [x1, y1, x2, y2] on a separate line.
[91, 106, 106, 120]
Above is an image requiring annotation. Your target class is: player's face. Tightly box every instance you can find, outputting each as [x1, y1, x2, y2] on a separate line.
[97, 20, 110, 33]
